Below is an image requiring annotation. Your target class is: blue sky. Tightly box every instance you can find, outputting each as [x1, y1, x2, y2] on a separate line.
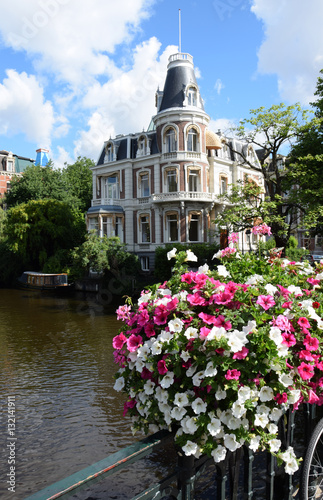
[0, 0, 323, 167]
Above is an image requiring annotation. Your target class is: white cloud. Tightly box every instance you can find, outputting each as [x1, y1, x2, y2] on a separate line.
[0, 69, 55, 146]
[0, 0, 156, 87]
[214, 78, 224, 95]
[251, 0, 323, 104]
[75, 39, 176, 159]
[209, 118, 237, 136]
[53, 145, 75, 169]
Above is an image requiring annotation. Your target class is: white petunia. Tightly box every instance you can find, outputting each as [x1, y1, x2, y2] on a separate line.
[207, 418, 222, 437]
[180, 350, 191, 362]
[249, 435, 261, 452]
[136, 344, 150, 359]
[208, 326, 226, 341]
[185, 250, 198, 262]
[259, 386, 274, 402]
[150, 341, 163, 355]
[268, 439, 281, 453]
[138, 292, 152, 304]
[174, 392, 190, 407]
[204, 361, 218, 377]
[160, 372, 175, 389]
[224, 434, 240, 452]
[198, 264, 209, 273]
[168, 318, 184, 333]
[257, 404, 271, 415]
[242, 320, 257, 334]
[171, 406, 187, 420]
[279, 447, 299, 475]
[232, 401, 246, 419]
[155, 386, 169, 404]
[269, 327, 283, 345]
[113, 376, 125, 392]
[192, 397, 207, 414]
[211, 445, 227, 463]
[182, 440, 199, 456]
[287, 285, 302, 296]
[265, 284, 278, 296]
[254, 413, 269, 428]
[182, 416, 198, 434]
[215, 388, 227, 400]
[245, 274, 264, 285]
[238, 386, 251, 403]
[227, 416, 242, 430]
[184, 327, 199, 339]
[270, 407, 284, 422]
[192, 370, 205, 387]
[186, 364, 198, 377]
[279, 373, 293, 387]
[288, 389, 301, 405]
[167, 248, 177, 260]
[267, 423, 279, 435]
[143, 380, 155, 395]
[217, 265, 230, 278]
[158, 330, 173, 343]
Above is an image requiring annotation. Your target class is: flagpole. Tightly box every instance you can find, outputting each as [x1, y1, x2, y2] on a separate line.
[179, 9, 181, 53]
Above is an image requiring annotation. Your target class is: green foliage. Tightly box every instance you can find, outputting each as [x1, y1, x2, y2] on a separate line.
[4, 157, 93, 212]
[70, 233, 140, 283]
[229, 102, 313, 249]
[287, 236, 298, 248]
[5, 199, 86, 272]
[154, 243, 220, 282]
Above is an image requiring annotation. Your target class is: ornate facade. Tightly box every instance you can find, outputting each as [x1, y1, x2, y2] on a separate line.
[87, 52, 263, 271]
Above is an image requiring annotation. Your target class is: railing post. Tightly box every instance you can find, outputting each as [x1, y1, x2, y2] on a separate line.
[177, 454, 196, 500]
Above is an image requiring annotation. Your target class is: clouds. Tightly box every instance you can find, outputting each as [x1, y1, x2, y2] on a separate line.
[251, 0, 323, 104]
[0, 70, 55, 146]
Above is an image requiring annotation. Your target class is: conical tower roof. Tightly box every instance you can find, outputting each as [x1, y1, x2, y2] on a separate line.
[159, 53, 204, 112]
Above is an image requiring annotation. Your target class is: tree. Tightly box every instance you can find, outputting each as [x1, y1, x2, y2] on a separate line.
[4, 157, 93, 212]
[5, 199, 86, 271]
[217, 103, 313, 249]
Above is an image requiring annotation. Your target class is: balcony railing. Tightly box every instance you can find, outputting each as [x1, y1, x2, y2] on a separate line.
[162, 151, 203, 161]
[152, 191, 215, 203]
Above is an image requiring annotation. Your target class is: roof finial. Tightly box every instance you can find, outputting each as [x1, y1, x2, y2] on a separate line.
[179, 9, 181, 53]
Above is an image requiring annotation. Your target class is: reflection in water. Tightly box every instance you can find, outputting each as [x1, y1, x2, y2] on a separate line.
[0, 289, 176, 500]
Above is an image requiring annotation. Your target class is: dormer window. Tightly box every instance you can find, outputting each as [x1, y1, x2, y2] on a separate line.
[187, 86, 197, 106]
[105, 143, 114, 162]
[136, 135, 150, 158]
[7, 159, 14, 172]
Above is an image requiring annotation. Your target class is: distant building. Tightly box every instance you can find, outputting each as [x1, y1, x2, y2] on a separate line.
[87, 52, 263, 271]
[0, 150, 35, 199]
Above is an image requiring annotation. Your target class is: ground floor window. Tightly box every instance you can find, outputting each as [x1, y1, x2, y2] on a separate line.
[188, 212, 201, 241]
[139, 214, 150, 243]
[88, 217, 99, 235]
[140, 256, 150, 271]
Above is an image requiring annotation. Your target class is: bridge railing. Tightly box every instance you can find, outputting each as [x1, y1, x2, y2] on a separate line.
[25, 404, 318, 500]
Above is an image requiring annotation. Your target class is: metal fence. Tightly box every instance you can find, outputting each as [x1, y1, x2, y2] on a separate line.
[25, 404, 319, 500]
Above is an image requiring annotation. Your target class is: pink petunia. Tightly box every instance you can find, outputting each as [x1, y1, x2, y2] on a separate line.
[116, 304, 131, 321]
[187, 293, 207, 306]
[233, 347, 249, 359]
[306, 390, 320, 404]
[137, 309, 150, 327]
[256, 295, 276, 310]
[198, 312, 217, 324]
[273, 315, 293, 332]
[123, 398, 136, 416]
[298, 350, 315, 362]
[153, 304, 169, 325]
[298, 362, 314, 380]
[274, 392, 288, 404]
[297, 317, 311, 329]
[303, 335, 319, 351]
[225, 369, 241, 380]
[157, 359, 168, 375]
[144, 322, 156, 338]
[127, 334, 143, 352]
[282, 332, 296, 347]
[112, 332, 127, 350]
[199, 326, 211, 339]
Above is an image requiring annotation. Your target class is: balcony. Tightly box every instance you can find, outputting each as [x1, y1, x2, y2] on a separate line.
[161, 151, 204, 162]
[152, 191, 216, 203]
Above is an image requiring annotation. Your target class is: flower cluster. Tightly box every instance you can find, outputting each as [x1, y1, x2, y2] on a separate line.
[113, 244, 323, 475]
[251, 223, 272, 236]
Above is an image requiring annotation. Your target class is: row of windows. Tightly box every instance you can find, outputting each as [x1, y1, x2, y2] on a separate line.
[98, 170, 228, 199]
[88, 212, 203, 245]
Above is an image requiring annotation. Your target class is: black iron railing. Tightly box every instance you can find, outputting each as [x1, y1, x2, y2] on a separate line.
[25, 404, 319, 500]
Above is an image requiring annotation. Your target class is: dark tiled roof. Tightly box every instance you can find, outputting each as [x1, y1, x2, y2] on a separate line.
[159, 65, 203, 111]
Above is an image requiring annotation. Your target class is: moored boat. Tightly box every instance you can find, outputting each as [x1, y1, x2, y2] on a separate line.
[18, 271, 70, 290]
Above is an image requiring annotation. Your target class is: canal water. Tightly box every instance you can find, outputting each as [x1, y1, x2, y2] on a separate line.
[0, 289, 176, 500]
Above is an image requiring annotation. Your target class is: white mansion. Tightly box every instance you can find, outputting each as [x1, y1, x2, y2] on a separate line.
[87, 52, 263, 271]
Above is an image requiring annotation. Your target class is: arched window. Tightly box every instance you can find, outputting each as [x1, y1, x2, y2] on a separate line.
[165, 128, 176, 152]
[187, 127, 198, 152]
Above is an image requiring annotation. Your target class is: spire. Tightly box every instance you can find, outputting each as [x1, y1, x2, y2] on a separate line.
[35, 148, 50, 166]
